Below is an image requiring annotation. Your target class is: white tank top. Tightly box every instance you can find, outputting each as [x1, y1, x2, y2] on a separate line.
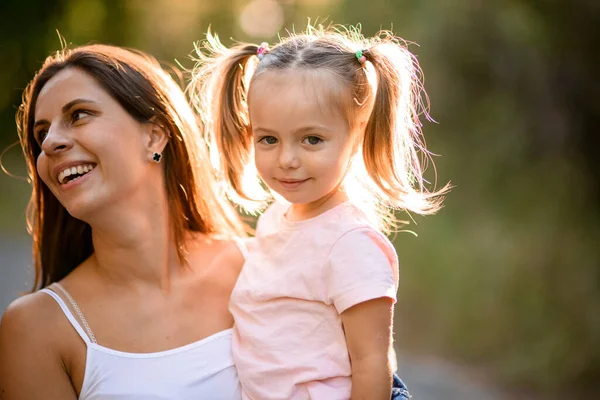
[41, 284, 242, 400]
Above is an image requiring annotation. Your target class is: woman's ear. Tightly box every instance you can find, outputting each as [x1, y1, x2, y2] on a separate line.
[144, 118, 169, 156]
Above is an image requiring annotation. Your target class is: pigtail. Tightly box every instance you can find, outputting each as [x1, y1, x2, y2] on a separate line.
[361, 40, 449, 226]
[190, 25, 448, 232]
[189, 33, 268, 212]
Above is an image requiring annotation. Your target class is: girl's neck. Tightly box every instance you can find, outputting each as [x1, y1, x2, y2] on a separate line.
[286, 188, 348, 222]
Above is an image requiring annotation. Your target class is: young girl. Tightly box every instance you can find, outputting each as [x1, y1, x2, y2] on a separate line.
[190, 25, 448, 400]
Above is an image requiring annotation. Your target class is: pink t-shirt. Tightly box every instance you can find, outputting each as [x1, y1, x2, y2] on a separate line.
[230, 201, 399, 400]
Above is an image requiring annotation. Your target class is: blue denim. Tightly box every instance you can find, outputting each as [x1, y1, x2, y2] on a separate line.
[391, 373, 411, 399]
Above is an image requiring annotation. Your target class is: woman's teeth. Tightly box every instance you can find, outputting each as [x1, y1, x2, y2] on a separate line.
[58, 164, 95, 184]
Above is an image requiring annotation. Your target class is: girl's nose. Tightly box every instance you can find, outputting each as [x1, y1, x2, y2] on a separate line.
[278, 145, 300, 169]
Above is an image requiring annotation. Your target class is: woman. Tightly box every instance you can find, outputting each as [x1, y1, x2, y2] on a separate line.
[0, 44, 247, 399]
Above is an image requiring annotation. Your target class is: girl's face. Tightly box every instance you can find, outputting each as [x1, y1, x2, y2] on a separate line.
[34, 67, 156, 221]
[249, 70, 358, 215]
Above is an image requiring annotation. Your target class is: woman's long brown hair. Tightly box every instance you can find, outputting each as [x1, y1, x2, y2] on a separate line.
[17, 45, 247, 290]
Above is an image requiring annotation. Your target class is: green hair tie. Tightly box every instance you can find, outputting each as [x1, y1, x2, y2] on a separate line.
[355, 49, 367, 64]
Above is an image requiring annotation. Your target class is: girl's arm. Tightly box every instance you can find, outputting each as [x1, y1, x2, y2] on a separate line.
[0, 294, 78, 400]
[341, 297, 394, 400]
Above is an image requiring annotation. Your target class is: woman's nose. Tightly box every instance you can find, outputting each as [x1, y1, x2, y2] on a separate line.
[40, 124, 74, 156]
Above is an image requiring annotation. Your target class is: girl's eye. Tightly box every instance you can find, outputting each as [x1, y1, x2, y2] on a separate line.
[259, 136, 278, 145]
[303, 136, 322, 145]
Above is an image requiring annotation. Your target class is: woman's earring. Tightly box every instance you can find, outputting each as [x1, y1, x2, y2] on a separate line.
[152, 152, 162, 163]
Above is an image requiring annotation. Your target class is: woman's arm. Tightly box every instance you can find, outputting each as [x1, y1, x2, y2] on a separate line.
[341, 297, 395, 400]
[0, 294, 78, 400]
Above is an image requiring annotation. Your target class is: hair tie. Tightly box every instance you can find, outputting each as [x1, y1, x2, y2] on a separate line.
[257, 42, 269, 60]
[355, 49, 367, 64]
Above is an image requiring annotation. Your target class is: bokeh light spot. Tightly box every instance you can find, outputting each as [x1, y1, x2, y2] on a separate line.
[240, 0, 284, 39]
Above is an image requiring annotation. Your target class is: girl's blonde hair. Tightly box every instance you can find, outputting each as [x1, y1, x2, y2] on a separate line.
[18, 44, 247, 290]
[189, 24, 449, 232]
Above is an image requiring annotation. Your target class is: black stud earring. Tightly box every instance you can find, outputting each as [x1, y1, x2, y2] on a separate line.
[152, 152, 162, 163]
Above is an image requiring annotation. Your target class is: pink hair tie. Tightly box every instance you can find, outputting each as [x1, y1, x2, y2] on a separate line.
[355, 49, 367, 64]
[257, 42, 269, 60]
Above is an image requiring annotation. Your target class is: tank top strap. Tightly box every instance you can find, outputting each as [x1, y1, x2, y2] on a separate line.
[40, 284, 97, 345]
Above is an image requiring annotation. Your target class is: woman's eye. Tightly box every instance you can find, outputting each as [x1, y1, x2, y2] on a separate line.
[259, 136, 278, 145]
[35, 130, 48, 144]
[71, 110, 89, 123]
[303, 136, 322, 145]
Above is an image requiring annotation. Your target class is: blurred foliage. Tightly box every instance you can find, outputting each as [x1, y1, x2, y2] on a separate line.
[1, 0, 599, 397]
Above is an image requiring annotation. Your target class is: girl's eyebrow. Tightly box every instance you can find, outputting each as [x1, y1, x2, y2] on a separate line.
[253, 125, 331, 135]
[252, 127, 278, 134]
[295, 125, 331, 134]
[33, 98, 97, 129]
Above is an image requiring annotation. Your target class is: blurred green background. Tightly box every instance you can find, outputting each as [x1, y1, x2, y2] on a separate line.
[1, 1, 598, 399]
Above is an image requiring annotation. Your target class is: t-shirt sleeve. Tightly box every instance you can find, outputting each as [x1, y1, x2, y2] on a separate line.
[324, 228, 400, 314]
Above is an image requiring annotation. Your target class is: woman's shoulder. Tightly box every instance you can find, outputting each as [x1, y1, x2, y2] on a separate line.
[218, 237, 247, 273]
[188, 234, 247, 275]
[0, 290, 65, 343]
[0, 290, 81, 397]
[0, 289, 72, 370]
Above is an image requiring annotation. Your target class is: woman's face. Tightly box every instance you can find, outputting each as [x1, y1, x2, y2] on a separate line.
[34, 67, 155, 220]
